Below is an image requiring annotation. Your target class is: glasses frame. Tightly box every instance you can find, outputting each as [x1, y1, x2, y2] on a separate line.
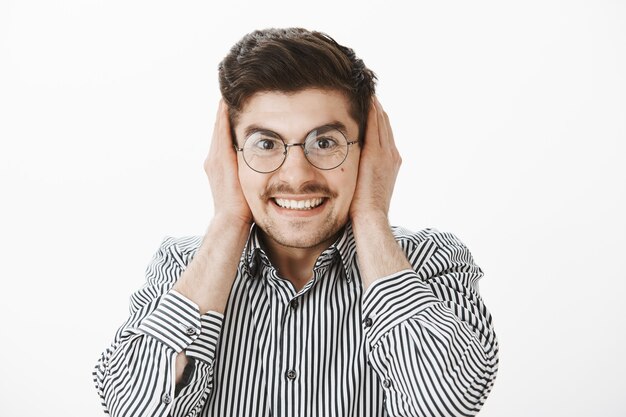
[233, 128, 359, 174]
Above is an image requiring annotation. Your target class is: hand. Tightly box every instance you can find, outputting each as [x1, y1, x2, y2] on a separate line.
[173, 100, 252, 315]
[349, 96, 402, 222]
[349, 97, 410, 287]
[204, 100, 253, 226]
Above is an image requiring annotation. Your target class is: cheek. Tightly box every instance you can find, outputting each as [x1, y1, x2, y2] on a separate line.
[345, 158, 360, 186]
[333, 165, 359, 199]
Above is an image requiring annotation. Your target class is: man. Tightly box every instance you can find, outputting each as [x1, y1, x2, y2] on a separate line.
[94, 28, 499, 417]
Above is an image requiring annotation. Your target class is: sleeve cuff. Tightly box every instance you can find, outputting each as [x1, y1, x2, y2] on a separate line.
[362, 269, 440, 346]
[137, 290, 203, 352]
[186, 311, 224, 364]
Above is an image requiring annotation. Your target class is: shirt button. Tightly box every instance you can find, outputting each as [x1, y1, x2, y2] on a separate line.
[185, 326, 198, 336]
[383, 379, 392, 388]
[285, 369, 298, 380]
[162, 392, 172, 404]
[290, 299, 299, 309]
[364, 317, 373, 327]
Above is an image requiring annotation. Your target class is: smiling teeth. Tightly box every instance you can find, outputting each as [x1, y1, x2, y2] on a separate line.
[274, 198, 324, 210]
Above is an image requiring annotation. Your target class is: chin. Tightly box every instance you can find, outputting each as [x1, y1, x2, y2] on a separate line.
[259, 217, 346, 250]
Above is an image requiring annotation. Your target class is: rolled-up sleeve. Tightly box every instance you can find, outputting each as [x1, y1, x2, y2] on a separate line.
[363, 230, 499, 416]
[93, 237, 224, 417]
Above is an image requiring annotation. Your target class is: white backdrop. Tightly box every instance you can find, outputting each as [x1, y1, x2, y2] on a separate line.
[1, 1, 624, 416]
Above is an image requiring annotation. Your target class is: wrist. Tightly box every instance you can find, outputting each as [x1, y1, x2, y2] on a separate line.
[351, 211, 411, 289]
[351, 209, 388, 229]
[211, 213, 253, 231]
[173, 214, 251, 314]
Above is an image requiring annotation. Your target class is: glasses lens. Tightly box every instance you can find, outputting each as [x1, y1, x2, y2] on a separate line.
[304, 128, 349, 170]
[242, 132, 285, 173]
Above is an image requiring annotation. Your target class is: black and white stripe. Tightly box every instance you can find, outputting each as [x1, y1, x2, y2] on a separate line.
[94, 223, 499, 416]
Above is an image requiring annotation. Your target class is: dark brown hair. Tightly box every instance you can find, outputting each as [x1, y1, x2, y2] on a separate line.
[218, 28, 377, 140]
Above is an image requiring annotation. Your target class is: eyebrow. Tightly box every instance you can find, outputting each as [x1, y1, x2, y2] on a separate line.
[242, 121, 349, 141]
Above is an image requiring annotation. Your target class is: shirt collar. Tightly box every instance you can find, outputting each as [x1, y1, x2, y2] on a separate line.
[243, 222, 357, 281]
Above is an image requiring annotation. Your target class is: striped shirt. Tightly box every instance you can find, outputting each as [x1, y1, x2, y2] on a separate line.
[93, 223, 499, 416]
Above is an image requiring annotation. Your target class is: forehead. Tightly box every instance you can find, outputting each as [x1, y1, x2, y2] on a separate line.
[235, 89, 358, 137]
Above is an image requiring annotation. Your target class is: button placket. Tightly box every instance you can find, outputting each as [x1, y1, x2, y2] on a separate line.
[281, 292, 303, 393]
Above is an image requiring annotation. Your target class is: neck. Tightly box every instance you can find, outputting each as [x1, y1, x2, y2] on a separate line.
[258, 229, 342, 292]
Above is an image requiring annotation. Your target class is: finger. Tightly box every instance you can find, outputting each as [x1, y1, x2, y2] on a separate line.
[374, 96, 389, 148]
[366, 97, 381, 148]
[209, 100, 224, 155]
[375, 97, 398, 152]
[216, 100, 232, 152]
[215, 101, 236, 157]
[382, 106, 397, 151]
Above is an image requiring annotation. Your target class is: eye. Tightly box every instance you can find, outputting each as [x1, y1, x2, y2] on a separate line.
[258, 139, 276, 150]
[248, 135, 282, 152]
[313, 136, 339, 150]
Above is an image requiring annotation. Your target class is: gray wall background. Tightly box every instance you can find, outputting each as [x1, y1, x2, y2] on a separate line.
[1, 1, 624, 415]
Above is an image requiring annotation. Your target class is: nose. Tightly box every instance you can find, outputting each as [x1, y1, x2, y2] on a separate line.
[276, 143, 317, 185]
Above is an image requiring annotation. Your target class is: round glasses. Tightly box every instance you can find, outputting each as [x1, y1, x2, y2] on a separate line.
[234, 127, 359, 173]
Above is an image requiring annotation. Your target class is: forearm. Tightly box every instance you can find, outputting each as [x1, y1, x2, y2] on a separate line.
[175, 351, 189, 384]
[168, 215, 246, 389]
[351, 212, 412, 290]
[170, 215, 249, 399]
[361, 230, 500, 415]
[95, 287, 226, 416]
[173, 215, 250, 314]
[364, 271, 499, 416]
[94, 218, 249, 415]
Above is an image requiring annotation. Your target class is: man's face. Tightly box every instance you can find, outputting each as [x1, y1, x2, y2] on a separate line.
[234, 89, 361, 251]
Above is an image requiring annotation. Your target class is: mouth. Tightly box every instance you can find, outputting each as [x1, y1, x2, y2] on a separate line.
[272, 197, 326, 210]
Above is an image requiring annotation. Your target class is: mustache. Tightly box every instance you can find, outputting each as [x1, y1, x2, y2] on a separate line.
[261, 183, 338, 199]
